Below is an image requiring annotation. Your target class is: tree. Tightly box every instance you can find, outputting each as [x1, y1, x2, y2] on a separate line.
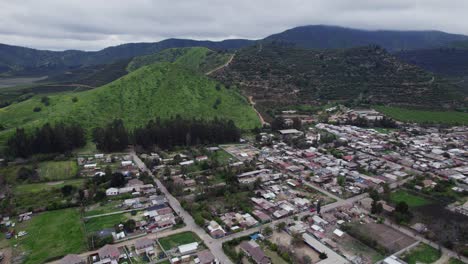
[110, 173, 125, 187]
[123, 219, 136, 233]
[61, 185, 75, 196]
[276, 222, 286, 231]
[302, 255, 312, 264]
[291, 233, 303, 246]
[319, 252, 327, 260]
[371, 200, 383, 214]
[292, 117, 302, 130]
[337, 175, 346, 187]
[263, 226, 273, 236]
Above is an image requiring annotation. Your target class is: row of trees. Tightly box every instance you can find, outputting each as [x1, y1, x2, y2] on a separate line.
[133, 117, 241, 149]
[7, 123, 86, 158]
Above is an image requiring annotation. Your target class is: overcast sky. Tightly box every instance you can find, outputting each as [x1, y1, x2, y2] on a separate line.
[1, 0, 468, 51]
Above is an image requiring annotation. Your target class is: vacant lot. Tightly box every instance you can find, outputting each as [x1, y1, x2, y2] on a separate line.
[15, 179, 84, 194]
[84, 213, 130, 234]
[337, 233, 384, 264]
[401, 243, 441, 264]
[346, 223, 416, 253]
[14, 208, 86, 264]
[158, 231, 201, 251]
[390, 190, 431, 207]
[375, 106, 468, 125]
[37, 161, 78, 181]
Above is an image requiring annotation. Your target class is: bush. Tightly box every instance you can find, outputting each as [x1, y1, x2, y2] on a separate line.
[33, 106, 42, 112]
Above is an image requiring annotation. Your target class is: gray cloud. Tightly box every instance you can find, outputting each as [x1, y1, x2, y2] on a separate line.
[1, 0, 467, 51]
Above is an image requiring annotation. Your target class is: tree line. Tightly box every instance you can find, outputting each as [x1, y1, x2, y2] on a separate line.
[7, 123, 86, 158]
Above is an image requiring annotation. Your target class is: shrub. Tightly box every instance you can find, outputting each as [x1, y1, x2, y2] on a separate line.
[33, 106, 42, 112]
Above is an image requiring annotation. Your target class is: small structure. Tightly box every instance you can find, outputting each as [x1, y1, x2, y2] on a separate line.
[178, 242, 198, 254]
[196, 250, 216, 264]
[135, 237, 155, 256]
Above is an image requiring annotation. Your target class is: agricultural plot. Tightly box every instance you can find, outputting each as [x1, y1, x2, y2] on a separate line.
[375, 106, 468, 125]
[13, 208, 86, 264]
[14, 179, 84, 194]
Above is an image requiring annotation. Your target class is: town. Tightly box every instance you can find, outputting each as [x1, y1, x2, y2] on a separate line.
[0, 107, 466, 264]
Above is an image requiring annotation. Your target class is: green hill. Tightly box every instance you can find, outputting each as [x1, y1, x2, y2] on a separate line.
[0, 63, 260, 143]
[127, 47, 232, 73]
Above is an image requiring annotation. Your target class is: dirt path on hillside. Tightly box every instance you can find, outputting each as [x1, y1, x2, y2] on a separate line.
[205, 53, 235, 75]
[248, 96, 266, 125]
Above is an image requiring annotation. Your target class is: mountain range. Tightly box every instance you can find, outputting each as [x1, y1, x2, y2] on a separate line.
[2, 25, 468, 76]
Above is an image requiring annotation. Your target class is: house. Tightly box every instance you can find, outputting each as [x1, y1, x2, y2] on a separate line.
[98, 244, 123, 262]
[239, 240, 271, 264]
[196, 250, 216, 264]
[59, 254, 85, 264]
[106, 188, 119, 196]
[207, 220, 226, 238]
[135, 238, 155, 256]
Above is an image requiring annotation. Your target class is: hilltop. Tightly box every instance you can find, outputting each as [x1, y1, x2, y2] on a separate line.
[264, 25, 468, 51]
[0, 63, 260, 143]
[213, 43, 465, 115]
[127, 47, 232, 73]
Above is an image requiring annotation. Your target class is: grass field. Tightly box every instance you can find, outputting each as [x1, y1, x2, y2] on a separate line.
[158, 231, 201, 251]
[375, 106, 468, 125]
[84, 213, 130, 233]
[448, 258, 465, 264]
[14, 208, 86, 264]
[84, 201, 123, 217]
[401, 243, 441, 264]
[390, 190, 432, 207]
[37, 161, 78, 181]
[14, 179, 84, 194]
[0, 63, 260, 144]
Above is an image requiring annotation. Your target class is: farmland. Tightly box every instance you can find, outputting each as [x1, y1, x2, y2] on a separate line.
[375, 106, 468, 125]
[13, 208, 86, 264]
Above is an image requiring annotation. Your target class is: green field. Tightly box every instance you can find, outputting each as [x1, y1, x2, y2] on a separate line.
[84, 201, 123, 217]
[375, 106, 468, 125]
[448, 258, 465, 264]
[84, 213, 130, 233]
[158, 231, 201, 251]
[14, 179, 84, 194]
[14, 208, 87, 264]
[0, 63, 260, 144]
[37, 161, 78, 181]
[390, 190, 431, 207]
[402, 243, 441, 264]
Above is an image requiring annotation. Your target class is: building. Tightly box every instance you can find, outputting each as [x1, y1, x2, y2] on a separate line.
[382, 255, 407, 264]
[98, 244, 123, 262]
[135, 238, 155, 256]
[178, 242, 199, 254]
[196, 250, 216, 264]
[239, 240, 271, 264]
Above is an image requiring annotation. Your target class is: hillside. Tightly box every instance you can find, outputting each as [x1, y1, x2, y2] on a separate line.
[212, 43, 465, 113]
[0, 63, 260, 142]
[127, 47, 232, 73]
[265, 25, 468, 51]
[0, 39, 253, 76]
[395, 48, 468, 77]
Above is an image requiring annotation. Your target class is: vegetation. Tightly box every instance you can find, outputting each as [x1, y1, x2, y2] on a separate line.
[214, 43, 464, 112]
[37, 161, 79, 181]
[127, 47, 232, 73]
[390, 190, 431, 207]
[84, 213, 130, 233]
[158, 231, 200, 251]
[401, 243, 441, 264]
[14, 209, 86, 264]
[6, 123, 86, 158]
[0, 63, 260, 144]
[375, 106, 468, 125]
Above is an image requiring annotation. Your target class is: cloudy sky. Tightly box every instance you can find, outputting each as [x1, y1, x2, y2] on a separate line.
[1, 0, 468, 51]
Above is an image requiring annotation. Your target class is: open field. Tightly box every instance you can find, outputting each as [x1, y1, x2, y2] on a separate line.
[37, 160, 78, 181]
[390, 190, 432, 207]
[375, 106, 468, 125]
[14, 179, 84, 194]
[84, 213, 130, 233]
[13, 208, 86, 264]
[338, 233, 384, 263]
[158, 231, 201, 251]
[401, 243, 441, 264]
[344, 223, 416, 254]
[0, 76, 47, 88]
[84, 201, 124, 217]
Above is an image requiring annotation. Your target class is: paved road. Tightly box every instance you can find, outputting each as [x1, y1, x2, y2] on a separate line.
[131, 152, 233, 264]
